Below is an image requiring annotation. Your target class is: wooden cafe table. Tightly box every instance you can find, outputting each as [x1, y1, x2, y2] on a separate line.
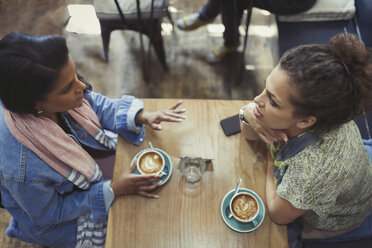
[105, 99, 289, 248]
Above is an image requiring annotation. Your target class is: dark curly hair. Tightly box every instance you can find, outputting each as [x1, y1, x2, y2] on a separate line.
[280, 32, 372, 131]
[0, 32, 69, 115]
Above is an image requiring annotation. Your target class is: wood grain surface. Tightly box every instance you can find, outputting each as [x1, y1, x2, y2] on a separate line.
[105, 99, 289, 248]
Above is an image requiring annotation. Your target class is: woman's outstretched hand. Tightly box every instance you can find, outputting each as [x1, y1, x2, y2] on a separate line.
[136, 100, 187, 130]
[110, 160, 162, 198]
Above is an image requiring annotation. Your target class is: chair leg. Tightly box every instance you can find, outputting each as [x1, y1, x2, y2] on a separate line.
[99, 20, 112, 62]
[148, 20, 168, 71]
[98, 18, 167, 71]
[236, 3, 253, 85]
[166, 8, 175, 32]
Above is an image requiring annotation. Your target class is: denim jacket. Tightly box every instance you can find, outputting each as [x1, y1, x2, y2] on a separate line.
[0, 91, 145, 247]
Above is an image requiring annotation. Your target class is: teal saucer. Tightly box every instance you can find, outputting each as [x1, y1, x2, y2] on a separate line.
[220, 188, 265, 232]
[131, 148, 172, 185]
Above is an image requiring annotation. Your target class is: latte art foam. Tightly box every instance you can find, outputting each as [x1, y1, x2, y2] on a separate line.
[139, 152, 163, 174]
[232, 194, 258, 221]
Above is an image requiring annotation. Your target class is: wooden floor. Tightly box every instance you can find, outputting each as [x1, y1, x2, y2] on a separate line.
[0, 0, 278, 246]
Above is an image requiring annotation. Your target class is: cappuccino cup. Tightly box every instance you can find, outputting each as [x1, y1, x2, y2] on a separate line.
[137, 150, 165, 175]
[229, 192, 259, 223]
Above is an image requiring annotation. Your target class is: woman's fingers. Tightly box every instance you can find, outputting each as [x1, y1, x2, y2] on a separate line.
[151, 123, 162, 131]
[136, 177, 161, 187]
[169, 100, 183, 110]
[266, 129, 288, 143]
[278, 132, 289, 143]
[157, 110, 186, 122]
[131, 173, 161, 182]
[138, 191, 159, 199]
[172, 108, 186, 114]
[139, 181, 162, 191]
[160, 115, 185, 122]
[165, 111, 187, 119]
[258, 133, 272, 145]
[151, 113, 185, 125]
[257, 128, 275, 143]
[127, 159, 137, 173]
[138, 181, 162, 198]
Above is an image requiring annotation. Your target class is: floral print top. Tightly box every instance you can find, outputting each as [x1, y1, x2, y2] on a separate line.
[273, 121, 372, 231]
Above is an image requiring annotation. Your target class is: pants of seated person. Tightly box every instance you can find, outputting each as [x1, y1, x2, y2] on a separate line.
[198, 0, 316, 46]
[301, 219, 363, 239]
[288, 218, 363, 248]
[288, 218, 365, 248]
[287, 218, 303, 248]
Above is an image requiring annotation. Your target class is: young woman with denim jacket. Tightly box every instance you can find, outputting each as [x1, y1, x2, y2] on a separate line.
[0, 32, 186, 247]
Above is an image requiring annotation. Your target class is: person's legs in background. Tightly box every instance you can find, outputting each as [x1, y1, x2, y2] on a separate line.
[206, 0, 247, 63]
[199, 0, 221, 21]
[178, 0, 316, 63]
[177, 0, 249, 63]
[177, 0, 221, 31]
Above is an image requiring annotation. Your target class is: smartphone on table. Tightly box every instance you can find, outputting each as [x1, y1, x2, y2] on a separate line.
[220, 114, 241, 136]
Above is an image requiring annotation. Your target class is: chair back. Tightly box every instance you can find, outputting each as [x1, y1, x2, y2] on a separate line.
[94, 0, 168, 19]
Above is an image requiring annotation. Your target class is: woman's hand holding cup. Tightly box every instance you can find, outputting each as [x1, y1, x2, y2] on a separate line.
[110, 159, 162, 199]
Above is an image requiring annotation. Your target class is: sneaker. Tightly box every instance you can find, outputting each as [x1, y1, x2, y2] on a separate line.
[177, 13, 214, 31]
[205, 42, 240, 63]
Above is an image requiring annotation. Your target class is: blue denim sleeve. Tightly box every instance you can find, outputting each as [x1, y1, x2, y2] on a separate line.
[103, 181, 115, 212]
[5, 179, 110, 226]
[90, 180, 113, 224]
[84, 91, 145, 145]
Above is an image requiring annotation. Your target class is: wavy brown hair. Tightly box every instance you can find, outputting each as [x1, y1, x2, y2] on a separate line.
[280, 33, 372, 131]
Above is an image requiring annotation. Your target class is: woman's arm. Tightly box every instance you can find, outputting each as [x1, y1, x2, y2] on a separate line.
[265, 150, 306, 224]
[85, 91, 186, 136]
[6, 178, 110, 226]
[84, 91, 143, 134]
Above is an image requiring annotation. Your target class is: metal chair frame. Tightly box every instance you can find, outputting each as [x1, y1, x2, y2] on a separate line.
[235, 0, 253, 85]
[98, 0, 172, 83]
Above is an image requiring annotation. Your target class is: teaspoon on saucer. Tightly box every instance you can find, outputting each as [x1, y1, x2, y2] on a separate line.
[149, 141, 154, 150]
[227, 178, 242, 218]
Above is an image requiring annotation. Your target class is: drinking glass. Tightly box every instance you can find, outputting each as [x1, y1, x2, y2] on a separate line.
[180, 157, 206, 183]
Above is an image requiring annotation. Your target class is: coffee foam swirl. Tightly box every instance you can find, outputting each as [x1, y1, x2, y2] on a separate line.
[139, 152, 163, 174]
[232, 194, 258, 221]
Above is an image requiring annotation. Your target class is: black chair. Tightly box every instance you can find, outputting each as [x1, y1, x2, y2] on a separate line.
[93, 0, 172, 82]
[276, 0, 361, 56]
[235, 0, 253, 85]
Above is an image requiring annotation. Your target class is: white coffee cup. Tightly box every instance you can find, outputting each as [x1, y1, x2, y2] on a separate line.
[136, 149, 165, 175]
[229, 192, 259, 223]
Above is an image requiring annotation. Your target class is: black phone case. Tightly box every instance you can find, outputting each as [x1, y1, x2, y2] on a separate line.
[220, 114, 241, 136]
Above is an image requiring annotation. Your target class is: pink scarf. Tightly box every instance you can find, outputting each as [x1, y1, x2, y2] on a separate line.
[3, 99, 109, 185]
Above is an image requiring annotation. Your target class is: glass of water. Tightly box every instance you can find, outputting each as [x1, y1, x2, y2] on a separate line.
[180, 157, 206, 183]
